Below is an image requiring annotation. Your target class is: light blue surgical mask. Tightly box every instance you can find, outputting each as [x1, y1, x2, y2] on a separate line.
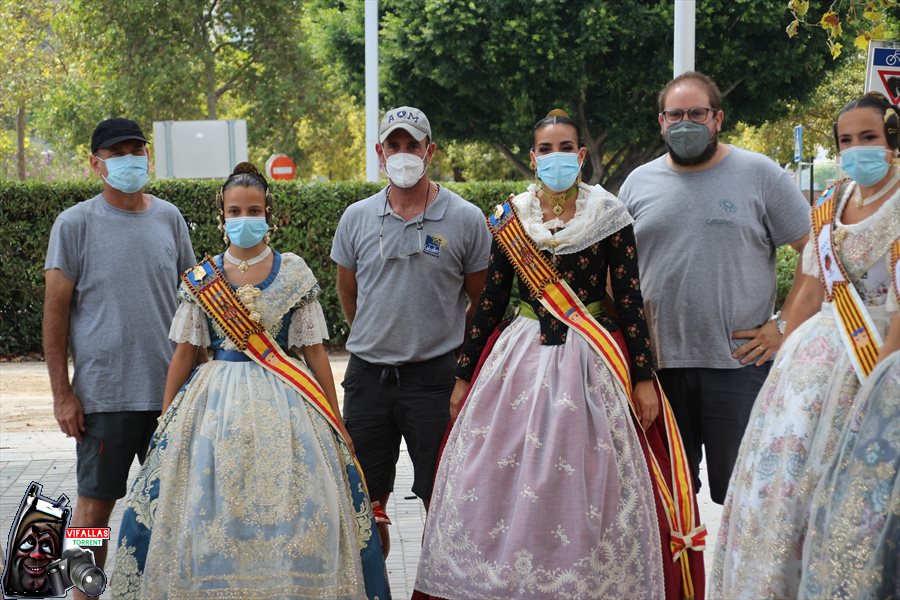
[225, 217, 269, 248]
[840, 145, 890, 186]
[96, 153, 149, 193]
[535, 152, 582, 192]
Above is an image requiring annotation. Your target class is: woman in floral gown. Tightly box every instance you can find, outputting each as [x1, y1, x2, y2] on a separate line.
[799, 300, 899, 598]
[414, 111, 676, 599]
[111, 163, 389, 599]
[711, 92, 900, 598]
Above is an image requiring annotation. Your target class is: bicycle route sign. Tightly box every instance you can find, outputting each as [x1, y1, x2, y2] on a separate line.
[866, 41, 900, 106]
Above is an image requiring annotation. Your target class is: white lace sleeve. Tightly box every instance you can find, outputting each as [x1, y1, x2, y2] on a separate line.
[287, 299, 330, 348]
[168, 301, 211, 346]
[801, 239, 820, 278]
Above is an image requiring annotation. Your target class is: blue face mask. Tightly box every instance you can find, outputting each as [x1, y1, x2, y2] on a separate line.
[840, 146, 890, 186]
[225, 217, 269, 248]
[96, 154, 149, 193]
[535, 152, 581, 192]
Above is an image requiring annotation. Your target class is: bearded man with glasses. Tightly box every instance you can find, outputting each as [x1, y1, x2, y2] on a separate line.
[618, 72, 811, 505]
[330, 106, 491, 558]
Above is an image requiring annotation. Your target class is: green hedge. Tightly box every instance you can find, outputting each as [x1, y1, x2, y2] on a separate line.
[0, 179, 799, 356]
[0, 179, 525, 355]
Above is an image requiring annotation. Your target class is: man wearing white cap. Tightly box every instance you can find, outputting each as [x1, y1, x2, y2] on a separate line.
[331, 106, 491, 557]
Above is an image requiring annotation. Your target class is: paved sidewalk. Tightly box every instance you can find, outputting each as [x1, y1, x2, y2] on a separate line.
[0, 358, 426, 598]
[0, 360, 721, 599]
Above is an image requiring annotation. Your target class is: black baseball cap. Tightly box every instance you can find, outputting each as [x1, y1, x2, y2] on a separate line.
[91, 118, 148, 153]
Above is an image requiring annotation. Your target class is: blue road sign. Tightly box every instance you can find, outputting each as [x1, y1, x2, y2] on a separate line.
[794, 125, 803, 163]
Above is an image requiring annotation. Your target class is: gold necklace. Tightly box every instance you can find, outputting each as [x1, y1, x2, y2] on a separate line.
[541, 178, 580, 215]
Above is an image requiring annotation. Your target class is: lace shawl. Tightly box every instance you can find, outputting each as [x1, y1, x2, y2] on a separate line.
[511, 182, 634, 255]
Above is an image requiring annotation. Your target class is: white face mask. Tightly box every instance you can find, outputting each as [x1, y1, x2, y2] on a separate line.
[384, 151, 426, 188]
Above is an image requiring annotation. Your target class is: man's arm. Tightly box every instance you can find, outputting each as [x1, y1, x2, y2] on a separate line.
[43, 269, 85, 442]
[732, 234, 813, 365]
[336, 265, 358, 326]
[779, 234, 811, 327]
[462, 269, 487, 338]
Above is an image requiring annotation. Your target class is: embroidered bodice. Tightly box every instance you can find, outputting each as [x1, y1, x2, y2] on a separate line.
[169, 251, 328, 351]
[457, 185, 653, 382]
[803, 183, 899, 313]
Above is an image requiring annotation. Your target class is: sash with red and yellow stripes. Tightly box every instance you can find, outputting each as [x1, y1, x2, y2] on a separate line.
[812, 181, 883, 380]
[488, 202, 705, 598]
[180, 257, 349, 445]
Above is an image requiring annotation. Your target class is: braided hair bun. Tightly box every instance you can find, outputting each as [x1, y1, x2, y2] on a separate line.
[546, 108, 571, 119]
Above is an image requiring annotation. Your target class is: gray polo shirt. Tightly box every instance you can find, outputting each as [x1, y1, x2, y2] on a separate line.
[331, 185, 491, 364]
[44, 194, 196, 413]
[619, 147, 810, 369]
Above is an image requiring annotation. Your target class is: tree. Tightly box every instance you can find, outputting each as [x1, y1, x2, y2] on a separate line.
[310, 0, 845, 190]
[0, 0, 66, 180]
[722, 53, 867, 165]
[38, 0, 323, 164]
[786, 0, 899, 58]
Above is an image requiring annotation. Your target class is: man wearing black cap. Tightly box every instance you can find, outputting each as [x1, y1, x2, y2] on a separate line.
[42, 118, 196, 592]
[331, 106, 492, 558]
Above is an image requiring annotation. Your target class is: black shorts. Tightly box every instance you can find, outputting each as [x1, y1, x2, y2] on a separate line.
[75, 411, 159, 501]
[342, 352, 455, 501]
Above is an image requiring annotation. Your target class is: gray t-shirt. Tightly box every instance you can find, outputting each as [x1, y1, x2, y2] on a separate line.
[619, 147, 810, 369]
[331, 185, 491, 364]
[44, 194, 196, 412]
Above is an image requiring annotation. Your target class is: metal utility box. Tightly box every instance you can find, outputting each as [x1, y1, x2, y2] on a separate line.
[152, 120, 248, 179]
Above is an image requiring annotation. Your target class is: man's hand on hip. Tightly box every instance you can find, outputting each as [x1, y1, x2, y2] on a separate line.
[732, 319, 783, 366]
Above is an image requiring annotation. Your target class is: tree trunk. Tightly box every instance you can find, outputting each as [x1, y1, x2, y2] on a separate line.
[205, 61, 218, 119]
[16, 101, 26, 181]
[195, 10, 218, 119]
[495, 144, 532, 180]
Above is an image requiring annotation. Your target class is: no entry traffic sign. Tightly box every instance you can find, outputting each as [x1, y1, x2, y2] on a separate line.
[265, 153, 296, 180]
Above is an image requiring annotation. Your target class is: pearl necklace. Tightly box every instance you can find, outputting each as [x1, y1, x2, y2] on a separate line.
[224, 246, 272, 273]
[855, 170, 900, 208]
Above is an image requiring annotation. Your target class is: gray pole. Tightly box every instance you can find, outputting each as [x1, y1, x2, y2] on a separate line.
[365, 0, 379, 182]
[674, 0, 696, 77]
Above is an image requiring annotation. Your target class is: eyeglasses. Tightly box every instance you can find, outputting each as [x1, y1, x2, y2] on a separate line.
[660, 107, 717, 124]
[379, 195, 426, 260]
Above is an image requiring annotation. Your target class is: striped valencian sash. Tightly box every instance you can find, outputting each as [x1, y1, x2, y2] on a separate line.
[812, 181, 884, 380]
[180, 258, 350, 447]
[488, 202, 705, 598]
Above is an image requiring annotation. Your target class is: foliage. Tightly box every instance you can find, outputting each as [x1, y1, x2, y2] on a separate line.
[0, 0, 68, 179]
[2, 178, 803, 356]
[0, 179, 524, 355]
[30, 0, 330, 176]
[722, 52, 866, 164]
[309, 0, 842, 191]
[776, 245, 801, 309]
[786, 0, 899, 58]
[295, 93, 367, 181]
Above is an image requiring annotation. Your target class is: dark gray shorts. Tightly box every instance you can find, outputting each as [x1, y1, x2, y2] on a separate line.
[75, 411, 159, 501]
[342, 352, 455, 501]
